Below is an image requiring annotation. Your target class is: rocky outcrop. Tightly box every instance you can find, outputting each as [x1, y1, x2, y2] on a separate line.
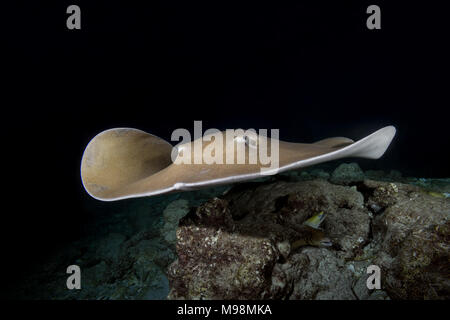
[168, 178, 450, 300]
[168, 197, 278, 299]
[330, 162, 365, 185]
[11, 164, 449, 300]
[161, 199, 191, 247]
[365, 180, 450, 299]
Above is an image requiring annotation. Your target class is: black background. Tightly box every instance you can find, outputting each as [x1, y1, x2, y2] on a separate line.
[3, 1, 449, 296]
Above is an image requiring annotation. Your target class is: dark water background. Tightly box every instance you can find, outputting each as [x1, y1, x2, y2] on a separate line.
[3, 1, 449, 295]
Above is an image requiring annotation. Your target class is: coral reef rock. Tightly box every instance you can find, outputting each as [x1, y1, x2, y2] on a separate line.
[366, 180, 450, 299]
[11, 164, 449, 300]
[168, 177, 450, 300]
[330, 162, 365, 185]
[161, 199, 191, 247]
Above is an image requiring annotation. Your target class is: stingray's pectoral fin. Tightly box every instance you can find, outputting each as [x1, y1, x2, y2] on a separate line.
[307, 126, 396, 168]
[80, 128, 174, 200]
[343, 126, 396, 159]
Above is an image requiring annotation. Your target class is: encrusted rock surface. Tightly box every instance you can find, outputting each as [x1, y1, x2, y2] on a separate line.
[161, 199, 190, 247]
[168, 198, 278, 299]
[366, 180, 450, 299]
[330, 162, 365, 185]
[168, 178, 450, 300]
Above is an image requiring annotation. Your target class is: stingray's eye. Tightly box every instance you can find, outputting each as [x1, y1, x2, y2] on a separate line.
[244, 135, 257, 148]
[171, 144, 187, 163]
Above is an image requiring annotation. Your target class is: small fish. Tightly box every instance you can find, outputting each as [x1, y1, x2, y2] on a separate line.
[290, 212, 332, 251]
[291, 227, 333, 250]
[303, 211, 326, 229]
[318, 236, 333, 247]
[427, 191, 447, 199]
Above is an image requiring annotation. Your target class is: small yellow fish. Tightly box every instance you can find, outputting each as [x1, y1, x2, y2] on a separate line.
[427, 191, 446, 199]
[290, 211, 332, 251]
[303, 211, 326, 229]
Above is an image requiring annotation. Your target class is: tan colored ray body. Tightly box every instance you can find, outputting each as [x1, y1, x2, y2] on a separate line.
[81, 126, 396, 201]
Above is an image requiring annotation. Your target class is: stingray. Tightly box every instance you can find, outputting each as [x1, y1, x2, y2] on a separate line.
[81, 126, 396, 201]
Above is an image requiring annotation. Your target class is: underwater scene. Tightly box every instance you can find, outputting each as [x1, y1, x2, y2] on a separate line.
[4, 2, 449, 308]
